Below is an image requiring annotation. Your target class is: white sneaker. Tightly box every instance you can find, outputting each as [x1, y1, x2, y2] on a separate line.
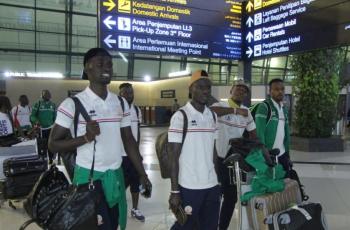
[131, 208, 145, 222]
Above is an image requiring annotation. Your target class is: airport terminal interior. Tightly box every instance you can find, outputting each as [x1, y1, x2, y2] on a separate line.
[0, 0, 350, 229]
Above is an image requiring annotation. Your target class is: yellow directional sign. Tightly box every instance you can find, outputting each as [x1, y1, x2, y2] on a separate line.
[118, 0, 131, 13]
[254, 0, 262, 10]
[246, 1, 254, 13]
[103, 0, 116, 12]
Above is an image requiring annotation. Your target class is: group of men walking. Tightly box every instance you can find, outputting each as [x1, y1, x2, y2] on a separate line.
[5, 47, 289, 230]
[168, 71, 290, 229]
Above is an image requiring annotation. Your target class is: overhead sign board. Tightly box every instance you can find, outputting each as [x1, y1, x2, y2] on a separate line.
[243, 0, 350, 59]
[99, 0, 243, 59]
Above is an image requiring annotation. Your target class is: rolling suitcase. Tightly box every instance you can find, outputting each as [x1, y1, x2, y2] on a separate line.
[266, 202, 328, 230]
[4, 172, 42, 199]
[3, 155, 47, 177]
[247, 178, 302, 230]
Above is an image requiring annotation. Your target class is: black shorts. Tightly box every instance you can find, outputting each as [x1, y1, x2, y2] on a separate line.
[122, 156, 140, 193]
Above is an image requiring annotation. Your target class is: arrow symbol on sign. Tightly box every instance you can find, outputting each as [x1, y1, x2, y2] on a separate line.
[246, 1, 254, 13]
[103, 16, 116, 30]
[246, 16, 254, 28]
[246, 32, 254, 43]
[104, 35, 116, 48]
[246, 47, 253, 58]
[103, 0, 116, 12]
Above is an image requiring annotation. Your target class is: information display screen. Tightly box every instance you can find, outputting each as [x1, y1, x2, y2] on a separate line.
[99, 0, 243, 59]
[243, 0, 350, 59]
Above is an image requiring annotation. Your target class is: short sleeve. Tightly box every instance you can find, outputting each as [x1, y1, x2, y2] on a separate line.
[246, 110, 256, 131]
[55, 98, 75, 129]
[120, 97, 131, 128]
[168, 111, 184, 143]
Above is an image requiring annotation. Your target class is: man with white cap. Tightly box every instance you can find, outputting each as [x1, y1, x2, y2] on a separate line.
[211, 80, 256, 230]
[168, 70, 220, 230]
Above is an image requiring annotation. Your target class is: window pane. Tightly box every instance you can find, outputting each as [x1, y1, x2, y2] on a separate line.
[160, 61, 181, 78]
[71, 55, 84, 78]
[36, 32, 65, 51]
[252, 67, 264, 84]
[36, 0, 65, 10]
[134, 60, 160, 79]
[36, 54, 66, 73]
[72, 35, 96, 52]
[72, 15, 96, 36]
[0, 0, 34, 7]
[187, 62, 208, 73]
[0, 6, 34, 30]
[252, 59, 264, 67]
[73, 0, 97, 14]
[0, 51, 35, 72]
[114, 58, 128, 78]
[268, 69, 285, 82]
[270, 57, 287, 68]
[0, 29, 35, 49]
[37, 10, 65, 33]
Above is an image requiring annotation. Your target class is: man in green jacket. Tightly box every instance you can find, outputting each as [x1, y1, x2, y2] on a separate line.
[255, 78, 291, 176]
[30, 89, 56, 163]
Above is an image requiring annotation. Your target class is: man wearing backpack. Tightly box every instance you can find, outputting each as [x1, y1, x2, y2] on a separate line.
[119, 83, 145, 222]
[210, 80, 256, 230]
[255, 78, 291, 176]
[168, 70, 220, 230]
[49, 48, 151, 230]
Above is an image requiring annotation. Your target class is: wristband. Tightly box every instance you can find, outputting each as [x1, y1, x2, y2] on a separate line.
[171, 190, 180, 194]
[83, 134, 90, 143]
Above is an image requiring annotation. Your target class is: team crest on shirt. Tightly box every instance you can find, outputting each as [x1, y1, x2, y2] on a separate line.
[191, 120, 197, 126]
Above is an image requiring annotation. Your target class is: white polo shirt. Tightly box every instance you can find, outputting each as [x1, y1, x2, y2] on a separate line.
[121, 104, 141, 156]
[0, 112, 13, 137]
[12, 105, 32, 127]
[168, 102, 219, 190]
[271, 99, 286, 156]
[212, 101, 256, 158]
[55, 87, 131, 172]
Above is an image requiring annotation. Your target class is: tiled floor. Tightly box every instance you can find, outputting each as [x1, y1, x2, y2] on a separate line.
[1, 127, 350, 229]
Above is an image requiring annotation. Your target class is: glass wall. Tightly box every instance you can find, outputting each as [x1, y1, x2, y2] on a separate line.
[0, 0, 348, 85]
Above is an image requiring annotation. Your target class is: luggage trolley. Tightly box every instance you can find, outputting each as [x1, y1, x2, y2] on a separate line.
[223, 138, 278, 230]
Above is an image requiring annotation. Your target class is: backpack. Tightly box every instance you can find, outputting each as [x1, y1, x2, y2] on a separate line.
[155, 109, 188, 179]
[250, 100, 272, 123]
[242, 101, 272, 138]
[155, 109, 217, 179]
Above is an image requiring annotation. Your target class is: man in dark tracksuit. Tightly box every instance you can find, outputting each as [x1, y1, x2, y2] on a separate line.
[30, 90, 56, 163]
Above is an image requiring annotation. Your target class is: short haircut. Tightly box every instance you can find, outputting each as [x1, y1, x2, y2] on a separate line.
[82, 48, 111, 80]
[19, 95, 27, 100]
[119, 83, 132, 90]
[269, 78, 284, 88]
[0, 95, 11, 110]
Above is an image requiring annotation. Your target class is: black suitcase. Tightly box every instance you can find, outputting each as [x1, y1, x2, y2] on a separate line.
[266, 202, 328, 230]
[3, 155, 47, 177]
[4, 173, 42, 199]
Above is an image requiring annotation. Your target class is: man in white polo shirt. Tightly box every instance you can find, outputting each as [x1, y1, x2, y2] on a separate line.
[211, 80, 256, 230]
[49, 48, 151, 230]
[168, 70, 220, 230]
[119, 82, 145, 222]
[12, 95, 32, 135]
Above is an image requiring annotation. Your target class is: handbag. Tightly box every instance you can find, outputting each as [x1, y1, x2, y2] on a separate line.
[21, 97, 101, 230]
